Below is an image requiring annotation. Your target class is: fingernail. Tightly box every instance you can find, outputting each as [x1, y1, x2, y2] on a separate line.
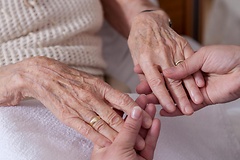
[196, 78, 205, 88]
[131, 106, 142, 119]
[194, 95, 203, 104]
[184, 107, 194, 115]
[144, 117, 152, 128]
[136, 138, 145, 150]
[166, 103, 176, 113]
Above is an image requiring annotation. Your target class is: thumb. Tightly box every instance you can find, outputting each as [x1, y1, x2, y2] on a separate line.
[114, 106, 143, 147]
[163, 51, 204, 79]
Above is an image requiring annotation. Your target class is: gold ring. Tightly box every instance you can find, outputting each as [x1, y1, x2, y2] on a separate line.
[175, 60, 184, 66]
[89, 116, 101, 126]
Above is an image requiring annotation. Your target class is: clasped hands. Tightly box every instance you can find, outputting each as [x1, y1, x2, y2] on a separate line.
[128, 10, 205, 116]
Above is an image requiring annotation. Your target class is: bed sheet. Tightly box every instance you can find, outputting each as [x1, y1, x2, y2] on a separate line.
[0, 94, 239, 160]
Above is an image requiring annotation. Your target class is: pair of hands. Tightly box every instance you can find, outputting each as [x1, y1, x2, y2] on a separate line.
[91, 44, 240, 160]
[129, 10, 240, 116]
[128, 10, 205, 116]
[161, 45, 240, 116]
[91, 96, 160, 160]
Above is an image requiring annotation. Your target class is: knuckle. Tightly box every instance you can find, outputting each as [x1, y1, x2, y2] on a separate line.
[117, 93, 133, 106]
[139, 52, 150, 59]
[107, 112, 123, 127]
[79, 91, 95, 103]
[93, 119, 107, 132]
[123, 122, 137, 133]
[77, 125, 92, 137]
[148, 77, 163, 88]
[168, 78, 182, 88]
[180, 62, 190, 74]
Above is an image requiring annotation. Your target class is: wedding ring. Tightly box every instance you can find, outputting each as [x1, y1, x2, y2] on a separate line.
[89, 116, 101, 126]
[175, 60, 184, 66]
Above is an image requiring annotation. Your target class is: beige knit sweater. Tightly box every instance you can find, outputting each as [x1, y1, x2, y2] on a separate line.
[0, 0, 106, 76]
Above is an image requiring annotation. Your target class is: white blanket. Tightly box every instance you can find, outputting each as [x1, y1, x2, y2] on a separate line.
[0, 94, 240, 160]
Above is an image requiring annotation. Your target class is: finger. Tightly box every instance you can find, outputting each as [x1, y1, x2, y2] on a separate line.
[193, 71, 205, 88]
[182, 44, 204, 103]
[134, 66, 154, 95]
[135, 135, 146, 151]
[74, 91, 123, 140]
[139, 104, 157, 139]
[136, 80, 152, 95]
[114, 106, 143, 147]
[163, 47, 203, 80]
[145, 103, 157, 119]
[38, 79, 119, 145]
[88, 112, 119, 142]
[135, 69, 153, 95]
[91, 100, 124, 133]
[140, 118, 161, 160]
[102, 86, 152, 129]
[145, 93, 159, 104]
[163, 40, 195, 115]
[160, 101, 205, 117]
[134, 64, 144, 74]
[140, 62, 176, 113]
[113, 108, 124, 117]
[166, 73, 203, 112]
[124, 94, 148, 151]
[184, 44, 205, 87]
[66, 117, 111, 147]
[165, 77, 194, 115]
[182, 76, 204, 105]
[135, 94, 148, 110]
[122, 94, 147, 151]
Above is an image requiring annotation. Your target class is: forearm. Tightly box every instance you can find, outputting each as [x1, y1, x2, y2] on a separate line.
[100, 0, 169, 38]
[0, 64, 24, 106]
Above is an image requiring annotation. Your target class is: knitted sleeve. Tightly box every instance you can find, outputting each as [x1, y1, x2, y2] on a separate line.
[0, 0, 106, 76]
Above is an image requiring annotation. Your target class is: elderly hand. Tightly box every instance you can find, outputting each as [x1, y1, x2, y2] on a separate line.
[161, 45, 240, 116]
[128, 10, 204, 115]
[0, 56, 152, 147]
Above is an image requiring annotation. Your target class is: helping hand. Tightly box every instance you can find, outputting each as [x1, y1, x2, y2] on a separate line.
[162, 45, 240, 116]
[128, 10, 204, 115]
[91, 104, 160, 160]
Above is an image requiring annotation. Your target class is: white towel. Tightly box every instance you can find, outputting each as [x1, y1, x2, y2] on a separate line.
[0, 94, 240, 160]
[0, 99, 93, 160]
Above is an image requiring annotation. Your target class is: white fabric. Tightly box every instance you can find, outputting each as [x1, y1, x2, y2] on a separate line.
[0, 94, 239, 160]
[0, 0, 106, 75]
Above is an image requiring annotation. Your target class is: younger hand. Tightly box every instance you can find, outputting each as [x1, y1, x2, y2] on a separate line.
[162, 45, 240, 116]
[91, 105, 160, 160]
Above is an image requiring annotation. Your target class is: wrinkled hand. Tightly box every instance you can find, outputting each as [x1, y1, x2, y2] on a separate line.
[128, 10, 204, 115]
[0, 56, 152, 147]
[162, 45, 240, 116]
[91, 104, 160, 160]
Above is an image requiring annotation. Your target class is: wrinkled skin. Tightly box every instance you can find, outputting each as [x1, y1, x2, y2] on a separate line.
[91, 98, 160, 160]
[128, 10, 205, 115]
[0, 56, 152, 147]
[161, 45, 240, 116]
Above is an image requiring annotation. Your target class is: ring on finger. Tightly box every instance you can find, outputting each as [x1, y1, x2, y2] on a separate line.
[174, 60, 184, 66]
[89, 116, 101, 126]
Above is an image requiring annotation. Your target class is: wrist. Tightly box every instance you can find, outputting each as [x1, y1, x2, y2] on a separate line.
[131, 9, 171, 29]
[140, 9, 172, 27]
[0, 63, 25, 105]
[118, 0, 160, 25]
